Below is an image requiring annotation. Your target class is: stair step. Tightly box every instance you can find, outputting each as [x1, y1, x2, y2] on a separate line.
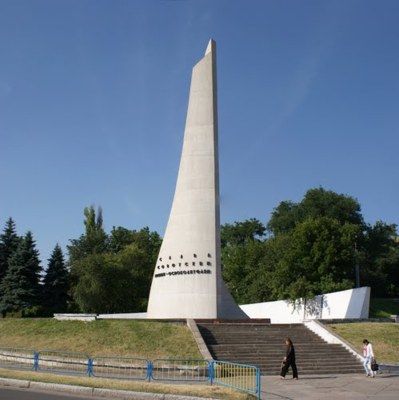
[197, 322, 363, 376]
[213, 360, 361, 367]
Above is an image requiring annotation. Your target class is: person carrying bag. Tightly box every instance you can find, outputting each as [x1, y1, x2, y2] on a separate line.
[362, 339, 377, 377]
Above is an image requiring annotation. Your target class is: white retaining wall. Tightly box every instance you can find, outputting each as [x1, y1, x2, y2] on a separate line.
[240, 287, 370, 324]
[97, 313, 148, 320]
[53, 314, 97, 322]
[55, 287, 370, 323]
[304, 320, 364, 361]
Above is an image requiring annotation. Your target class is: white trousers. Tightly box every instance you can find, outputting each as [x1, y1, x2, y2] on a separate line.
[363, 356, 375, 376]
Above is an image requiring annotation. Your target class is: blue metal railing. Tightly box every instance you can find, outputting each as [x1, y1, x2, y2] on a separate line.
[150, 358, 209, 381]
[209, 360, 261, 399]
[0, 348, 36, 371]
[0, 348, 261, 398]
[92, 356, 148, 380]
[38, 350, 89, 375]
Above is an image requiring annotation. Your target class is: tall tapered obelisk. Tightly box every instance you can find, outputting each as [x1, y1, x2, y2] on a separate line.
[147, 40, 247, 319]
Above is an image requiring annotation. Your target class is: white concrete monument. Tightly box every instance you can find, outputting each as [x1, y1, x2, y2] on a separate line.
[147, 40, 247, 319]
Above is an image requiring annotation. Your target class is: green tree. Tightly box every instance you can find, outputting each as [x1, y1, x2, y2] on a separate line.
[222, 239, 267, 304]
[72, 244, 150, 313]
[108, 227, 136, 253]
[222, 188, 376, 304]
[266, 218, 359, 301]
[72, 253, 129, 313]
[362, 222, 399, 297]
[42, 244, 69, 314]
[68, 206, 109, 308]
[221, 219, 267, 303]
[0, 232, 42, 316]
[0, 218, 20, 285]
[123, 227, 162, 309]
[268, 187, 364, 235]
[223, 216, 362, 304]
[118, 243, 155, 310]
[108, 226, 161, 261]
[68, 206, 108, 264]
[69, 206, 162, 313]
[265, 201, 299, 236]
[221, 218, 266, 247]
[21, 232, 42, 307]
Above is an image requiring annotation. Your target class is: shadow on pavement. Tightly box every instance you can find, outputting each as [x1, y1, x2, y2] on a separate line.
[264, 376, 338, 380]
[376, 374, 399, 379]
[261, 391, 294, 400]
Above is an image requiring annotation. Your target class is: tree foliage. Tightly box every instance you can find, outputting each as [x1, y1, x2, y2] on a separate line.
[1, 186, 397, 316]
[0, 218, 20, 284]
[267, 218, 359, 300]
[42, 244, 69, 314]
[221, 219, 267, 303]
[362, 221, 399, 297]
[68, 207, 161, 313]
[222, 239, 267, 304]
[223, 187, 399, 303]
[0, 232, 42, 316]
[221, 218, 266, 246]
[67, 206, 108, 264]
[72, 244, 152, 313]
[267, 187, 364, 235]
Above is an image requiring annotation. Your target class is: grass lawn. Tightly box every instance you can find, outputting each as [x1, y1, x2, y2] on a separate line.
[0, 319, 201, 359]
[0, 368, 253, 399]
[329, 323, 399, 363]
[369, 298, 399, 318]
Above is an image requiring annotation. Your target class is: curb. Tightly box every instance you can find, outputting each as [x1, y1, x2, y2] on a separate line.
[93, 388, 163, 399]
[0, 377, 30, 388]
[30, 381, 94, 395]
[0, 377, 220, 400]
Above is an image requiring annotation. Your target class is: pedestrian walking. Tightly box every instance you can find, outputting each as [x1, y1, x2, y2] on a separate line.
[362, 339, 376, 377]
[280, 337, 298, 380]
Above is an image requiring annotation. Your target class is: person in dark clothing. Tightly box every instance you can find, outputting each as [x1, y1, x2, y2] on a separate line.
[280, 337, 298, 379]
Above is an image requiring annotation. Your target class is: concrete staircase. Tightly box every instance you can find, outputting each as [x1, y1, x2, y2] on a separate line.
[197, 322, 364, 375]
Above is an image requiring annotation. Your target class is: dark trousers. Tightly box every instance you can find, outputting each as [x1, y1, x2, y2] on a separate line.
[280, 359, 298, 378]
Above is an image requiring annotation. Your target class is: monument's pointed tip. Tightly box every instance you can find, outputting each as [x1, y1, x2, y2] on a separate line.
[205, 38, 215, 55]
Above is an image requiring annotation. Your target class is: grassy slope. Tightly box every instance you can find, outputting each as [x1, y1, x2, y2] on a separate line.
[0, 368, 252, 400]
[369, 298, 399, 318]
[329, 323, 399, 363]
[0, 319, 201, 359]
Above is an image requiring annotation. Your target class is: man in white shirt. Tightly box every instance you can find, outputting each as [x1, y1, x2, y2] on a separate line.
[362, 339, 376, 377]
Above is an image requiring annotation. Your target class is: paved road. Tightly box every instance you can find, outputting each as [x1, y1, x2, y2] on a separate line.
[262, 373, 399, 400]
[2, 374, 399, 400]
[0, 387, 97, 400]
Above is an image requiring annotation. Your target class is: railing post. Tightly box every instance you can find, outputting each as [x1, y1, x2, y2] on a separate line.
[87, 358, 93, 377]
[146, 360, 153, 382]
[208, 361, 214, 385]
[33, 352, 39, 371]
[256, 367, 261, 400]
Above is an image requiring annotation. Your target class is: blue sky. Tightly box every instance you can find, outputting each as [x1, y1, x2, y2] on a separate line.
[1, 0, 398, 265]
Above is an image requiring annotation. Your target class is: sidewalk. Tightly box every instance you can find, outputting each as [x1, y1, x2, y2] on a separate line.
[261, 374, 399, 400]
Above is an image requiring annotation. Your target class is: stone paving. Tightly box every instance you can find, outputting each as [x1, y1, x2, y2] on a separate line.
[261, 373, 399, 399]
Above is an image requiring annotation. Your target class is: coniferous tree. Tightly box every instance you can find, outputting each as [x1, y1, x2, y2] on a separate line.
[0, 231, 42, 316]
[0, 218, 20, 284]
[24, 232, 42, 302]
[43, 244, 69, 314]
